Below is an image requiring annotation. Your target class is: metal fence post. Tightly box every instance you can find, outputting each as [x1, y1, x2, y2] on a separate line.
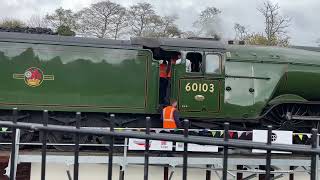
[236, 165, 243, 180]
[73, 112, 81, 180]
[119, 166, 125, 180]
[206, 165, 211, 180]
[120, 138, 128, 180]
[289, 166, 295, 180]
[41, 110, 48, 180]
[222, 122, 229, 180]
[265, 125, 272, 180]
[311, 128, 318, 180]
[10, 108, 18, 180]
[108, 114, 115, 180]
[164, 166, 169, 180]
[144, 117, 151, 180]
[183, 119, 189, 180]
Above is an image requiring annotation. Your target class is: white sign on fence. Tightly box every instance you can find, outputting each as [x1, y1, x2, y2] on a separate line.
[128, 138, 173, 151]
[175, 142, 218, 152]
[252, 130, 293, 154]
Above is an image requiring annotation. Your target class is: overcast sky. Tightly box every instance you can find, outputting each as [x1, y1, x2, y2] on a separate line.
[0, 0, 319, 46]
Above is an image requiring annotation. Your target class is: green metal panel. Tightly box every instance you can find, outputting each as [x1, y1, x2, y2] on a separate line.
[284, 65, 320, 101]
[174, 60, 222, 115]
[179, 79, 203, 112]
[225, 61, 254, 107]
[251, 63, 285, 114]
[201, 79, 221, 112]
[0, 41, 157, 114]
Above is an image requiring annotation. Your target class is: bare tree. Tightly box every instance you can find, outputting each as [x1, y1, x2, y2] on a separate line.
[144, 15, 162, 36]
[234, 23, 249, 41]
[128, 2, 156, 37]
[112, 8, 128, 39]
[143, 15, 181, 38]
[258, 1, 291, 45]
[77, 1, 125, 39]
[193, 7, 222, 39]
[27, 15, 47, 28]
[158, 16, 181, 38]
[45, 7, 78, 33]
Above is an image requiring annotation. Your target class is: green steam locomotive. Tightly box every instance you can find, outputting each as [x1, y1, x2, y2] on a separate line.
[0, 31, 320, 147]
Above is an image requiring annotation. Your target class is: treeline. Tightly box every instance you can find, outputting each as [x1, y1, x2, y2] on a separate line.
[0, 0, 292, 47]
[0, 1, 220, 40]
[0, 1, 227, 41]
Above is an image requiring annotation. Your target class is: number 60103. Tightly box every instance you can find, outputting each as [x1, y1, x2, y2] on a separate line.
[185, 83, 214, 93]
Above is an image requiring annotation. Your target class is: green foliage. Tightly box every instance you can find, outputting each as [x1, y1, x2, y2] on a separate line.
[45, 7, 78, 30]
[245, 33, 289, 47]
[245, 33, 268, 46]
[56, 25, 76, 36]
[0, 19, 25, 28]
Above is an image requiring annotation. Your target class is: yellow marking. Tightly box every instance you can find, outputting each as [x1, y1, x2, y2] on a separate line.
[13, 74, 54, 81]
[13, 74, 24, 80]
[43, 75, 55, 80]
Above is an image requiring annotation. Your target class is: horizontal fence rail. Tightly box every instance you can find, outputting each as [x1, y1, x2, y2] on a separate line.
[0, 109, 319, 180]
[1, 120, 319, 153]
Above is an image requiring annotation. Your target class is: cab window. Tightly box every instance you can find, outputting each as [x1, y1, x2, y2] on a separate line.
[186, 52, 202, 73]
[205, 54, 221, 74]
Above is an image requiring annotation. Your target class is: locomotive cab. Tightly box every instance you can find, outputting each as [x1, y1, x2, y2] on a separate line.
[131, 37, 226, 117]
[174, 51, 225, 116]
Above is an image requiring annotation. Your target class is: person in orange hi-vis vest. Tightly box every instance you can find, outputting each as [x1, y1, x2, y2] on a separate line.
[161, 99, 181, 129]
[159, 60, 169, 105]
[163, 53, 181, 106]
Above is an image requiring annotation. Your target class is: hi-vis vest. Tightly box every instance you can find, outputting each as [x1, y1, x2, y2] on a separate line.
[163, 106, 177, 129]
[159, 64, 168, 78]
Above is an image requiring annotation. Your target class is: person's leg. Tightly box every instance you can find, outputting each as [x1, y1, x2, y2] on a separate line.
[159, 78, 166, 104]
[165, 78, 171, 105]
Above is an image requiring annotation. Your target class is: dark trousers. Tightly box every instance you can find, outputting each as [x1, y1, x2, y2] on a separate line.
[159, 77, 168, 105]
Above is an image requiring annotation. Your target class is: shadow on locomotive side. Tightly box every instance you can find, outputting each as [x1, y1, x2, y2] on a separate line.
[0, 31, 320, 137]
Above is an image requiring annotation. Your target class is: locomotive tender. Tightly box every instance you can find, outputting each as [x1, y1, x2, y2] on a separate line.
[0, 31, 320, 139]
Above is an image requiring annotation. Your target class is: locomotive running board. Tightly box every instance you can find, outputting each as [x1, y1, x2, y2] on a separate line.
[287, 112, 320, 121]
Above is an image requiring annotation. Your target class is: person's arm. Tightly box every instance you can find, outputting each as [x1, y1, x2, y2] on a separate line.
[186, 59, 191, 72]
[173, 110, 181, 128]
[166, 60, 172, 75]
[161, 110, 163, 120]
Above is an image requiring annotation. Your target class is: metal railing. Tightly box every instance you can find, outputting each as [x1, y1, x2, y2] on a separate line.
[0, 108, 320, 180]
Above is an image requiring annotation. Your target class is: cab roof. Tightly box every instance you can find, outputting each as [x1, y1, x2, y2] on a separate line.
[131, 37, 225, 51]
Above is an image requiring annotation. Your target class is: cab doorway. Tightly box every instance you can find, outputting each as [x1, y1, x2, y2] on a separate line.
[139, 46, 181, 107]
